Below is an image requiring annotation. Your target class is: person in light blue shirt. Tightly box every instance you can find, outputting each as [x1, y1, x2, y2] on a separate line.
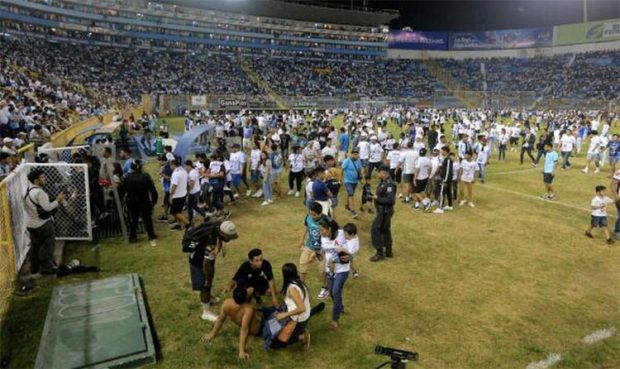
[542, 143, 558, 200]
[341, 148, 363, 218]
[338, 127, 349, 162]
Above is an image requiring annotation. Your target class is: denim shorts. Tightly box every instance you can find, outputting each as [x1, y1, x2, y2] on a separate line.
[231, 174, 242, 187]
[344, 183, 357, 196]
[591, 215, 608, 228]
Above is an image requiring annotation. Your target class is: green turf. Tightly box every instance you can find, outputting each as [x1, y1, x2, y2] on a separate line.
[2, 117, 619, 369]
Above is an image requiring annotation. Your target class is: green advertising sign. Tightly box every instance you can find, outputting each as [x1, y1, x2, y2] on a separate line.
[554, 18, 620, 45]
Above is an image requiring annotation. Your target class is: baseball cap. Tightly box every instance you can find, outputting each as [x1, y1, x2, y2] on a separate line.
[2, 138, 13, 144]
[351, 147, 360, 153]
[219, 221, 238, 240]
[370, 136, 377, 140]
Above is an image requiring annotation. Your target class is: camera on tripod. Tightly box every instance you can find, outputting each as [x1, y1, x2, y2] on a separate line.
[374, 345, 419, 369]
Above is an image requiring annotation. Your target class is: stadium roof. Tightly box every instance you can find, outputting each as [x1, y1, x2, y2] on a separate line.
[157, 0, 399, 26]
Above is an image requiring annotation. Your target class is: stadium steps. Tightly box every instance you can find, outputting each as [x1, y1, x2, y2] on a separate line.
[236, 55, 291, 110]
[420, 51, 478, 108]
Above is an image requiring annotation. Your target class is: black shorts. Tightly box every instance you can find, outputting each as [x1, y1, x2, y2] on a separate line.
[543, 173, 554, 184]
[414, 178, 428, 193]
[402, 173, 414, 184]
[170, 197, 186, 215]
[389, 168, 402, 183]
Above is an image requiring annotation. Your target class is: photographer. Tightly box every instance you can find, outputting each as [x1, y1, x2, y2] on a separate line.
[124, 160, 158, 246]
[25, 169, 64, 275]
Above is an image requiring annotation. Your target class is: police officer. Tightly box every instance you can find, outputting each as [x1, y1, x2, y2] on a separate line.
[370, 165, 397, 262]
[123, 160, 158, 246]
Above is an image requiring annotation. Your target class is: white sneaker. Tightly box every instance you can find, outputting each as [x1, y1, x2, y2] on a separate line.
[150, 240, 157, 247]
[261, 201, 269, 206]
[253, 189, 263, 198]
[317, 287, 329, 299]
[287, 190, 294, 195]
[246, 189, 252, 197]
[594, 169, 600, 174]
[398, 193, 403, 198]
[433, 208, 444, 214]
[268, 199, 274, 204]
[430, 200, 438, 207]
[295, 191, 300, 197]
[468, 202, 475, 207]
[233, 193, 239, 199]
[444, 206, 453, 211]
[581, 168, 588, 174]
[459, 200, 467, 206]
[201, 310, 218, 322]
[210, 296, 221, 304]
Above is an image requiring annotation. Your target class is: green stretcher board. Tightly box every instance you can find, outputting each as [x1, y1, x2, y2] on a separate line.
[35, 274, 156, 369]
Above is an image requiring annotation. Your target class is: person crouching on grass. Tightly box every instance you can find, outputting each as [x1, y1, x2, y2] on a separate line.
[586, 185, 615, 245]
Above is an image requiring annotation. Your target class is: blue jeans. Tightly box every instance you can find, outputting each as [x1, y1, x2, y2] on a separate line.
[561, 151, 572, 168]
[262, 173, 273, 201]
[478, 163, 486, 183]
[328, 271, 349, 322]
[209, 180, 224, 210]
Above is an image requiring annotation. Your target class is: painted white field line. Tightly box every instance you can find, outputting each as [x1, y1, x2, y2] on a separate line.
[483, 184, 594, 214]
[487, 167, 539, 176]
[582, 327, 616, 345]
[525, 353, 562, 369]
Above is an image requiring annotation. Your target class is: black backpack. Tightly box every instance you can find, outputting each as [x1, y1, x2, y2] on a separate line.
[25, 187, 58, 220]
[181, 221, 219, 253]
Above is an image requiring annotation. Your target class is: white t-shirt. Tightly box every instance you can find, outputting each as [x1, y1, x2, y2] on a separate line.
[289, 153, 305, 173]
[321, 146, 337, 159]
[399, 149, 419, 174]
[369, 143, 383, 163]
[591, 195, 613, 217]
[413, 141, 425, 154]
[387, 150, 401, 169]
[560, 135, 576, 152]
[188, 168, 201, 194]
[460, 160, 478, 182]
[357, 141, 370, 160]
[476, 146, 490, 165]
[415, 156, 432, 180]
[285, 284, 311, 323]
[250, 149, 261, 170]
[170, 167, 188, 198]
[229, 151, 246, 175]
[305, 179, 314, 200]
[588, 136, 602, 154]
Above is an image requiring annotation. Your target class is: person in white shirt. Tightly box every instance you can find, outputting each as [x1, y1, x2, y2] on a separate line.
[228, 144, 247, 197]
[169, 159, 189, 230]
[321, 139, 337, 160]
[366, 136, 384, 179]
[459, 151, 478, 208]
[560, 131, 576, 169]
[250, 143, 263, 197]
[386, 143, 401, 189]
[600, 134, 610, 168]
[585, 185, 614, 244]
[476, 140, 490, 184]
[356, 134, 370, 167]
[498, 128, 509, 161]
[287, 145, 305, 197]
[412, 148, 432, 212]
[397, 141, 419, 203]
[582, 130, 602, 174]
[185, 160, 205, 227]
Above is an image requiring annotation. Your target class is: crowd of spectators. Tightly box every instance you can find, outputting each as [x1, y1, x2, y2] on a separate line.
[439, 52, 620, 100]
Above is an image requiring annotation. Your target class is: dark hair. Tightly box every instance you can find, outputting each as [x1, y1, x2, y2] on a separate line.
[319, 217, 339, 240]
[27, 168, 45, 183]
[233, 287, 248, 305]
[309, 201, 323, 214]
[419, 148, 427, 156]
[120, 147, 131, 155]
[170, 159, 179, 167]
[343, 223, 357, 235]
[104, 147, 112, 155]
[184, 160, 193, 167]
[280, 263, 307, 299]
[248, 248, 262, 260]
[596, 185, 606, 192]
[131, 159, 143, 171]
[441, 146, 450, 153]
[323, 155, 334, 162]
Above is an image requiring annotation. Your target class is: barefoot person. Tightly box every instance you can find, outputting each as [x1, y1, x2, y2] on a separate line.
[201, 287, 263, 360]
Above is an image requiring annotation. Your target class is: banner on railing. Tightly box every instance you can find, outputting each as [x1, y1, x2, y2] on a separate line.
[450, 27, 552, 50]
[387, 30, 448, 50]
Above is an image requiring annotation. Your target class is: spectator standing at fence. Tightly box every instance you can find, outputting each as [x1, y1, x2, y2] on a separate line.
[25, 169, 64, 275]
[124, 160, 158, 246]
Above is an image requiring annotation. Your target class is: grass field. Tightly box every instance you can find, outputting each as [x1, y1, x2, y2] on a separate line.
[2, 116, 620, 369]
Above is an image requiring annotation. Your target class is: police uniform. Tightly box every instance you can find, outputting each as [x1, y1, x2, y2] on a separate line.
[124, 167, 158, 242]
[370, 168, 397, 260]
